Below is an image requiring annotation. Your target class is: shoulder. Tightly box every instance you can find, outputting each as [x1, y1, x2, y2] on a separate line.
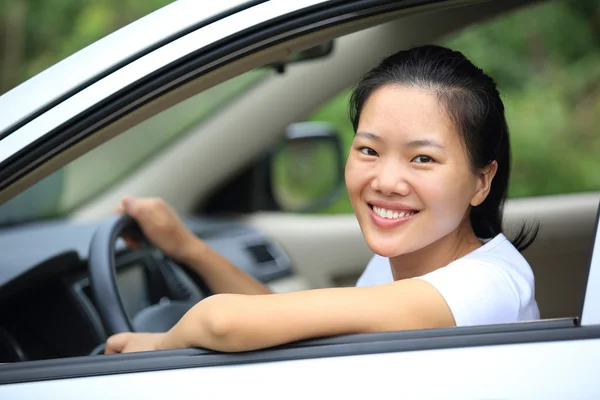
[416, 258, 520, 326]
[416, 234, 538, 326]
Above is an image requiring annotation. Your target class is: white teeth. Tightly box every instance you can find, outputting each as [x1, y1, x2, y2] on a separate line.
[372, 206, 416, 220]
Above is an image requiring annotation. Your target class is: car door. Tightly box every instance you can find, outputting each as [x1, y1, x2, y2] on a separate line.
[1, 0, 600, 398]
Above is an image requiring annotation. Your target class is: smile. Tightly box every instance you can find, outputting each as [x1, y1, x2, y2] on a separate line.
[371, 205, 418, 219]
[368, 204, 420, 228]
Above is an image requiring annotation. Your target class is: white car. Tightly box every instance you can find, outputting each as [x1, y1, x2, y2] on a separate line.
[0, 0, 599, 398]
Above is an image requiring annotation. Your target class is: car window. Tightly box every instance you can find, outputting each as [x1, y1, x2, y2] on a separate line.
[0, 69, 271, 225]
[307, 0, 600, 214]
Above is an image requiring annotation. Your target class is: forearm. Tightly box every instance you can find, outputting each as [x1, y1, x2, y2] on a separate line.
[159, 289, 369, 353]
[156, 279, 454, 353]
[179, 238, 272, 295]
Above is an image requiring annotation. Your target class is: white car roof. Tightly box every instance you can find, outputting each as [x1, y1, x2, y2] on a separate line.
[0, 0, 250, 136]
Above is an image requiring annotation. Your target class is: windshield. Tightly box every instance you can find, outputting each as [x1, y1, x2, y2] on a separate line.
[0, 69, 270, 226]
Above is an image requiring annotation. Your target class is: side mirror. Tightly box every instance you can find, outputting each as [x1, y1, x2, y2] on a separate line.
[269, 122, 344, 213]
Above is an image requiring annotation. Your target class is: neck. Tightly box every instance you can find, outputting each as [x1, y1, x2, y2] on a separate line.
[389, 220, 483, 281]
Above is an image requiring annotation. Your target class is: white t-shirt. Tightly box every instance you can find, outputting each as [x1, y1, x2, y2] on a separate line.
[356, 233, 540, 326]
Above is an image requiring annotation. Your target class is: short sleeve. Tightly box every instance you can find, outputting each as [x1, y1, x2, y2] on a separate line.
[356, 255, 394, 287]
[415, 260, 520, 326]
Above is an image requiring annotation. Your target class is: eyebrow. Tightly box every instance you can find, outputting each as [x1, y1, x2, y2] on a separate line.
[356, 132, 445, 150]
[405, 139, 445, 150]
[355, 132, 381, 141]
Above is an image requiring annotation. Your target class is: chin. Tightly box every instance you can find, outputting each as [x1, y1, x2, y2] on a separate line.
[363, 232, 412, 258]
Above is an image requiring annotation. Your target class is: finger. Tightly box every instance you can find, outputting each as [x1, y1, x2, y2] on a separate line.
[113, 195, 132, 215]
[122, 195, 143, 219]
[105, 333, 130, 354]
[122, 194, 133, 206]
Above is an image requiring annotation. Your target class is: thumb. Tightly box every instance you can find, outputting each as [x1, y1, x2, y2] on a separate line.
[105, 333, 131, 354]
[121, 195, 136, 215]
[121, 196, 144, 222]
[114, 195, 135, 215]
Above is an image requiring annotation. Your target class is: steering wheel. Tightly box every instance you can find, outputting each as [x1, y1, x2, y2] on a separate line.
[87, 214, 200, 354]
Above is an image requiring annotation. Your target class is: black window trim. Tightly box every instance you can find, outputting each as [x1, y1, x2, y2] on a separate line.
[3, 318, 600, 385]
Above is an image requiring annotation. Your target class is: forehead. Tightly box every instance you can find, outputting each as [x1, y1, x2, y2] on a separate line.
[358, 85, 457, 142]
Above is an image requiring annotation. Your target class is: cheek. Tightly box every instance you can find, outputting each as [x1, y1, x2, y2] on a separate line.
[419, 168, 474, 219]
[344, 155, 363, 197]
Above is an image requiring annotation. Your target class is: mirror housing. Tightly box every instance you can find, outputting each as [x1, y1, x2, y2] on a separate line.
[266, 41, 334, 73]
[201, 121, 345, 215]
[269, 122, 345, 213]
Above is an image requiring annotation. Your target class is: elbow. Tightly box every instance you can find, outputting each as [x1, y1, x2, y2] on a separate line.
[204, 302, 234, 340]
[200, 294, 245, 352]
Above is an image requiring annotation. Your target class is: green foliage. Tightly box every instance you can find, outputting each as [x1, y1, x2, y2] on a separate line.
[307, 0, 600, 214]
[0, 0, 173, 93]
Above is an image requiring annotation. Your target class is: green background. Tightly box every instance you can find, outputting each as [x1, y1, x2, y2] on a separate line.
[1, 0, 599, 216]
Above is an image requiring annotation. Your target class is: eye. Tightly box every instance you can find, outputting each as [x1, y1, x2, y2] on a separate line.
[359, 147, 378, 156]
[412, 155, 434, 163]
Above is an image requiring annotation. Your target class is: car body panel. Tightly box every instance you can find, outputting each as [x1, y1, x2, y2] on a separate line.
[2, 337, 599, 399]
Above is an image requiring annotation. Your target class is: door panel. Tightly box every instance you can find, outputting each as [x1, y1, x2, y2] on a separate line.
[244, 213, 371, 288]
[504, 193, 600, 319]
[247, 192, 600, 319]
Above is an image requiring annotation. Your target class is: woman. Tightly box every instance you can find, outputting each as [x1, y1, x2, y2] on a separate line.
[105, 45, 539, 354]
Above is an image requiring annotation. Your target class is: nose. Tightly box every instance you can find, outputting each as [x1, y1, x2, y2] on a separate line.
[370, 159, 410, 197]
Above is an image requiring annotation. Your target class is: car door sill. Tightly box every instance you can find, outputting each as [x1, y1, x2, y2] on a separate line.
[1, 317, 594, 385]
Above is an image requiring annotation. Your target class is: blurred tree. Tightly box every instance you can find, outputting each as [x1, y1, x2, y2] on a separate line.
[0, 0, 172, 94]
[445, 0, 600, 198]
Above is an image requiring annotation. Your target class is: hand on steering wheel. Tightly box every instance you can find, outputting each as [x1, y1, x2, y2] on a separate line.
[115, 196, 199, 262]
[87, 209, 202, 355]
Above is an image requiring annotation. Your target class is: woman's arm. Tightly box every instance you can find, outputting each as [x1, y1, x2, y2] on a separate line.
[179, 236, 272, 295]
[120, 196, 272, 295]
[153, 278, 455, 352]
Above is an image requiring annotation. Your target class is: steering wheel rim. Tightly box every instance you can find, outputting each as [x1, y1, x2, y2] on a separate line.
[88, 214, 139, 336]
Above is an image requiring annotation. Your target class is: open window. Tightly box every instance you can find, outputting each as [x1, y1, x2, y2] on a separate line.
[0, 0, 600, 392]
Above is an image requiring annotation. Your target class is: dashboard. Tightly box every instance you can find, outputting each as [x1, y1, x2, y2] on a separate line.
[0, 215, 293, 362]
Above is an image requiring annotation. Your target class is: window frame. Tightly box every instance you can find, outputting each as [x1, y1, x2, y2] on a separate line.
[1, 0, 599, 387]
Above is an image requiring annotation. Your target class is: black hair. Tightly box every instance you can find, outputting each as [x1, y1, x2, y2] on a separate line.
[348, 45, 538, 251]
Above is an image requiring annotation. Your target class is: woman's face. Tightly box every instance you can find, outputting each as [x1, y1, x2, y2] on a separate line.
[345, 85, 491, 258]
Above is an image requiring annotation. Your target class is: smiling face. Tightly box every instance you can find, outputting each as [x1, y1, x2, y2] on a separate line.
[345, 85, 493, 258]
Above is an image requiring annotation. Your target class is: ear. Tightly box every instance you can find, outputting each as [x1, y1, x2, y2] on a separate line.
[470, 161, 498, 207]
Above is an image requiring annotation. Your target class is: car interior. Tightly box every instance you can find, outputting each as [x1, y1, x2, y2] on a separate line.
[0, 0, 598, 366]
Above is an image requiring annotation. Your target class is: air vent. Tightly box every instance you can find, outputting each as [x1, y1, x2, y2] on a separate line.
[246, 244, 275, 263]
